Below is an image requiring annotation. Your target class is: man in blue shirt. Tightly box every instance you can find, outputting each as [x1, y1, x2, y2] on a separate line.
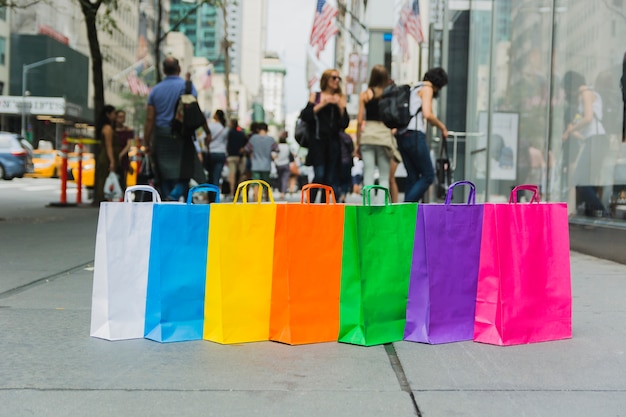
[144, 57, 210, 201]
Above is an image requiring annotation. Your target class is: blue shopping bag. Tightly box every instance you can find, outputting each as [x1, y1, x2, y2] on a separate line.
[144, 184, 220, 343]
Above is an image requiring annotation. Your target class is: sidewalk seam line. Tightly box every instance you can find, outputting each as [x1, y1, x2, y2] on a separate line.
[0, 261, 93, 299]
[384, 343, 422, 417]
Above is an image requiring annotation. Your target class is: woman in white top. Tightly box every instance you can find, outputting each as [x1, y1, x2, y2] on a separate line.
[561, 70, 608, 216]
[394, 67, 449, 202]
[204, 109, 229, 187]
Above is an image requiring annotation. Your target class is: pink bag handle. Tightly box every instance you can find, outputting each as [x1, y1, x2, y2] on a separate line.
[301, 183, 336, 204]
[509, 184, 540, 203]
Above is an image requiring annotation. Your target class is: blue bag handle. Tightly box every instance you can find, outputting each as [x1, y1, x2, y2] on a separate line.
[445, 181, 476, 205]
[509, 184, 540, 203]
[362, 185, 390, 206]
[186, 184, 221, 204]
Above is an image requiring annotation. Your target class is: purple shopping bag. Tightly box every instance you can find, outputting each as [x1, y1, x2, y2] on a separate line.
[404, 181, 484, 344]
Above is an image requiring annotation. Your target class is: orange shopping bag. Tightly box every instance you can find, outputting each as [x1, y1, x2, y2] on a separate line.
[270, 184, 345, 345]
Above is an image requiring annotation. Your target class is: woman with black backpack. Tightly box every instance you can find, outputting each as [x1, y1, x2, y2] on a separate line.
[395, 67, 449, 203]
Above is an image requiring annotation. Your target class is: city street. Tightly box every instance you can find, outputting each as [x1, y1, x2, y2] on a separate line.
[1, 177, 626, 416]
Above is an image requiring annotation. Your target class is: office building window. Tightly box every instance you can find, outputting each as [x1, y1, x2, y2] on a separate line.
[0, 37, 6, 65]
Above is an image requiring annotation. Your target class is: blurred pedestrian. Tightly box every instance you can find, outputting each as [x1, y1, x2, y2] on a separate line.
[143, 57, 210, 201]
[395, 67, 449, 202]
[273, 131, 291, 200]
[338, 130, 354, 203]
[94, 104, 121, 203]
[356, 65, 394, 203]
[245, 122, 278, 201]
[115, 110, 134, 191]
[561, 70, 610, 216]
[226, 118, 248, 200]
[205, 109, 229, 188]
[299, 68, 349, 202]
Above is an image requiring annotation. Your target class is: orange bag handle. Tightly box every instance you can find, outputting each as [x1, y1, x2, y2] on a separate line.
[509, 184, 540, 203]
[234, 180, 275, 203]
[301, 183, 336, 204]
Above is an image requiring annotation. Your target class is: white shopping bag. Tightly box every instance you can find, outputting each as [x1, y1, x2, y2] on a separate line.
[90, 185, 161, 340]
[104, 172, 123, 201]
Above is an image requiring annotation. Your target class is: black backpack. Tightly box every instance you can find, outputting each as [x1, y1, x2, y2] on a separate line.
[295, 93, 321, 148]
[171, 80, 205, 135]
[379, 83, 421, 130]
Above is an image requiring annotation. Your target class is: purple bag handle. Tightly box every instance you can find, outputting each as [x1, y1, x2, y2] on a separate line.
[445, 181, 476, 205]
[509, 184, 540, 203]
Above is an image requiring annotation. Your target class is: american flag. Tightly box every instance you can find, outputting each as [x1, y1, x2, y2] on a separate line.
[403, 0, 424, 44]
[393, 0, 424, 61]
[393, 17, 410, 62]
[310, 0, 339, 58]
[127, 72, 150, 96]
[202, 68, 212, 89]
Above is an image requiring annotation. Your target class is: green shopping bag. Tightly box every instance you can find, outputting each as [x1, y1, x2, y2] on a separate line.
[338, 185, 417, 346]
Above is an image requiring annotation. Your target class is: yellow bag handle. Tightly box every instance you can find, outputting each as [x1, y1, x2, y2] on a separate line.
[234, 180, 275, 203]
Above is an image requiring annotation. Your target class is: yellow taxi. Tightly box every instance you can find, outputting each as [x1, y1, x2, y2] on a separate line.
[28, 149, 61, 178]
[126, 146, 140, 187]
[67, 152, 96, 187]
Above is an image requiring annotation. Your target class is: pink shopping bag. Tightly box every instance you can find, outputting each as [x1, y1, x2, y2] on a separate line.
[474, 185, 572, 346]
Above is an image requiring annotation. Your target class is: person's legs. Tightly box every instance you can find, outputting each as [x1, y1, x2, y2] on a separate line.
[277, 165, 290, 198]
[227, 156, 238, 197]
[160, 178, 176, 201]
[396, 130, 420, 202]
[208, 153, 226, 187]
[411, 131, 435, 202]
[375, 145, 391, 189]
[389, 158, 399, 203]
[310, 164, 326, 202]
[360, 144, 376, 188]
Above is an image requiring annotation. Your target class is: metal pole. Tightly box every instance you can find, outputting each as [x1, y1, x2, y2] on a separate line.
[484, 0, 498, 201]
[21, 65, 27, 139]
[544, 0, 557, 201]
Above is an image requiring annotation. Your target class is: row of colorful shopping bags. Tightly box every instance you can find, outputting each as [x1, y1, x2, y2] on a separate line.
[90, 180, 572, 347]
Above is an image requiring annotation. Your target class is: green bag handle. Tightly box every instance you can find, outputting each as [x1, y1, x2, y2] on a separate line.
[301, 183, 336, 204]
[509, 184, 540, 204]
[362, 185, 390, 206]
[234, 180, 275, 203]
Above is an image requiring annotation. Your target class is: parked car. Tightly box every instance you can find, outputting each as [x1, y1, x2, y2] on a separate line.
[28, 149, 61, 178]
[0, 132, 34, 180]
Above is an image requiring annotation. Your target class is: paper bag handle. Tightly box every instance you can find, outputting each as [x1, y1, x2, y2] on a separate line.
[301, 184, 336, 204]
[362, 185, 390, 206]
[124, 185, 161, 203]
[445, 181, 476, 205]
[186, 184, 221, 204]
[509, 184, 540, 203]
[234, 180, 275, 203]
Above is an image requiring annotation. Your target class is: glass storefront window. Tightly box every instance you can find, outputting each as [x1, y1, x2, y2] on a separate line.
[463, 0, 625, 220]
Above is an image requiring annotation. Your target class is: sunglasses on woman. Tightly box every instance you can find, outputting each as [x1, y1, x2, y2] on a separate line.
[331, 75, 342, 81]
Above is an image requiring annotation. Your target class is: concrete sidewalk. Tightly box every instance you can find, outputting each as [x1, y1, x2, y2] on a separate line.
[1, 184, 625, 416]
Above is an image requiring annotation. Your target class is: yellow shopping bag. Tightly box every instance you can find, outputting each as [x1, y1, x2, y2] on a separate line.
[204, 180, 277, 344]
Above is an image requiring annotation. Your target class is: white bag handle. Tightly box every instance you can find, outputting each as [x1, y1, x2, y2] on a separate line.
[124, 185, 162, 203]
